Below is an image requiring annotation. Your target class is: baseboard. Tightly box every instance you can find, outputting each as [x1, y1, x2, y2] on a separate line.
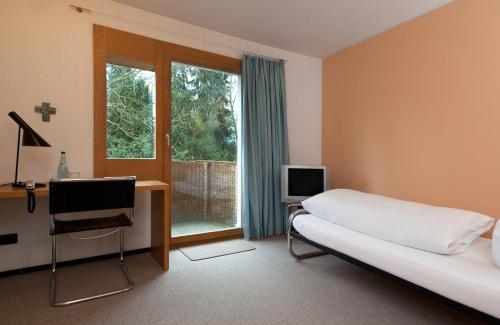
[0, 247, 151, 278]
[171, 227, 244, 248]
[171, 233, 244, 249]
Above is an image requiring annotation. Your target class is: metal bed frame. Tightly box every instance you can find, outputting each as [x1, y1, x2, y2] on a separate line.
[286, 208, 498, 323]
[287, 207, 327, 259]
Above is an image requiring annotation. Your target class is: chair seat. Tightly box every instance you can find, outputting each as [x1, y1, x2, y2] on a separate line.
[51, 213, 132, 235]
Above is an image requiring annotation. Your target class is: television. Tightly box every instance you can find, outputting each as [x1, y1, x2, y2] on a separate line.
[281, 165, 327, 203]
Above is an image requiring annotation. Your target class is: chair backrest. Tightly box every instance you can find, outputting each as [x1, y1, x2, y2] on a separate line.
[49, 177, 136, 214]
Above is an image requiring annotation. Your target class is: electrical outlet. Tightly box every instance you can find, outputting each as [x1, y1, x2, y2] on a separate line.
[0, 234, 18, 245]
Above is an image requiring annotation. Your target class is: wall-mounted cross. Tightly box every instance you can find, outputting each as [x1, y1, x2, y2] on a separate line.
[35, 102, 56, 122]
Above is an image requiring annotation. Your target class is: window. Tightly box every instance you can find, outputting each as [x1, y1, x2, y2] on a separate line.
[93, 25, 163, 180]
[106, 63, 156, 159]
[95, 24, 244, 245]
[171, 62, 241, 237]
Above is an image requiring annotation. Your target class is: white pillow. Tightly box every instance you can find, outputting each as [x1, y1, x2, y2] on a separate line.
[302, 189, 494, 255]
[493, 221, 500, 268]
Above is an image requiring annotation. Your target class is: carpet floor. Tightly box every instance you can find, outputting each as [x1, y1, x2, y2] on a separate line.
[0, 236, 484, 324]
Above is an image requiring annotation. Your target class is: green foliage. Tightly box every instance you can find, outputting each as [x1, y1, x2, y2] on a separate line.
[171, 63, 238, 162]
[106, 62, 238, 162]
[106, 64, 155, 158]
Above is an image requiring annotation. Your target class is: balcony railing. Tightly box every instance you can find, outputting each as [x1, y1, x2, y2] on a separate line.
[172, 160, 237, 227]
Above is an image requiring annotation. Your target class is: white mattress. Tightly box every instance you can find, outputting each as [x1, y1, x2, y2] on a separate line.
[293, 214, 500, 318]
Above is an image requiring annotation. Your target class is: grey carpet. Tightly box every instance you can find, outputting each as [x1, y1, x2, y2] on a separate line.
[0, 236, 483, 325]
[178, 239, 255, 261]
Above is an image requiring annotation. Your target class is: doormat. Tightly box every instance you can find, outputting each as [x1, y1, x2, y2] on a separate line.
[178, 239, 255, 261]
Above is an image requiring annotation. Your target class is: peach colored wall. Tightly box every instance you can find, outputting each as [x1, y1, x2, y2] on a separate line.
[322, 0, 500, 237]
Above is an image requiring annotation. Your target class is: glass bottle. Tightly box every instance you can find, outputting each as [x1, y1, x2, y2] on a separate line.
[57, 151, 70, 179]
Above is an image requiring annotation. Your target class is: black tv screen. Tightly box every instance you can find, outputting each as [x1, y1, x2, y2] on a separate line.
[288, 168, 324, 196]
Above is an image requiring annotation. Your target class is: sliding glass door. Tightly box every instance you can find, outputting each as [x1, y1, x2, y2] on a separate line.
[170, 62, 241, 237]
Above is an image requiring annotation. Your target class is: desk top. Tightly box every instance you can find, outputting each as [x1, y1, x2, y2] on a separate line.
[0, 180, 168, 199]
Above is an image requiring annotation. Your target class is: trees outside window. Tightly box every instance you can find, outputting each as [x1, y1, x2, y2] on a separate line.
[171, 62, 239, 162]
[106, 64, 155, 159]
[106, 62, 239, 163]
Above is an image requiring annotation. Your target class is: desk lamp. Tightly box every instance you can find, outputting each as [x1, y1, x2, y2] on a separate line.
[8, 111, 51, 188]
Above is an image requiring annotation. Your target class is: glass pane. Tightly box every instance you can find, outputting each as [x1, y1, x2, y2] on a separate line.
[106, 63, 156, 159]
[171, 62, 241, 237]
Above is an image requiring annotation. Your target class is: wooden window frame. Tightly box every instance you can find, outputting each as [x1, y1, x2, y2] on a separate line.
[158, 41, 243, 244]
[93, 25, 164, 180]
[94, 24, 244, 245]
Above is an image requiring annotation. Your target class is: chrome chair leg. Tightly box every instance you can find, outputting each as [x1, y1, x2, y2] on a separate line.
[51, 236, 57, 306]
[50, 228, 134, 307]
[120, 228, 134, 288]
[287, 209, 327, 259]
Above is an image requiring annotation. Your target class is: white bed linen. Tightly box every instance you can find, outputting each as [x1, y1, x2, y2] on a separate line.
[301, 189, 494, 254]
[293, 214, 500, 318]
[493, 222, 500, 268]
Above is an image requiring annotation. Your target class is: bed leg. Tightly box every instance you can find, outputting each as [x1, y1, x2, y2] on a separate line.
[287, 209, 327, 259]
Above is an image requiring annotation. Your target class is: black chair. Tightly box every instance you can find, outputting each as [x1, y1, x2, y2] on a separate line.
[49, 177, 136, 307]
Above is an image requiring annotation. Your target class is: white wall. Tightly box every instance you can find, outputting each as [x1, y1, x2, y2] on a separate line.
[0, 0, 322, 271]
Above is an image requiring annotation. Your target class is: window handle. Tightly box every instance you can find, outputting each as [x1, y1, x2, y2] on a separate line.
[165, 134, 170, 148]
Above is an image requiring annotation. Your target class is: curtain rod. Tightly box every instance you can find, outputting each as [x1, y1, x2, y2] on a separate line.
[243, 52, 286, 63]
[69, 4, 287, 63]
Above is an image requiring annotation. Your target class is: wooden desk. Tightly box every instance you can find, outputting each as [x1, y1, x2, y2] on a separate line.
[0, 180, 170, 271]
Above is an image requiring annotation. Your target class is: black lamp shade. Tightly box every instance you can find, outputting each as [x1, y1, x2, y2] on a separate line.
[8, 111, 51, 188]
[8, 111, 51, 147]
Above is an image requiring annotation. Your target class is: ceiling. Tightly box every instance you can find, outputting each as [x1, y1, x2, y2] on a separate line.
[113, 0, 452, 58]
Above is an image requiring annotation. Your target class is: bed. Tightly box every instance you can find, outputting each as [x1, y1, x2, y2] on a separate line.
[288, 211, 500, 320]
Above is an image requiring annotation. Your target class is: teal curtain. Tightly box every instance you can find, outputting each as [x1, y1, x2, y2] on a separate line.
[241, 55, 289, 239]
